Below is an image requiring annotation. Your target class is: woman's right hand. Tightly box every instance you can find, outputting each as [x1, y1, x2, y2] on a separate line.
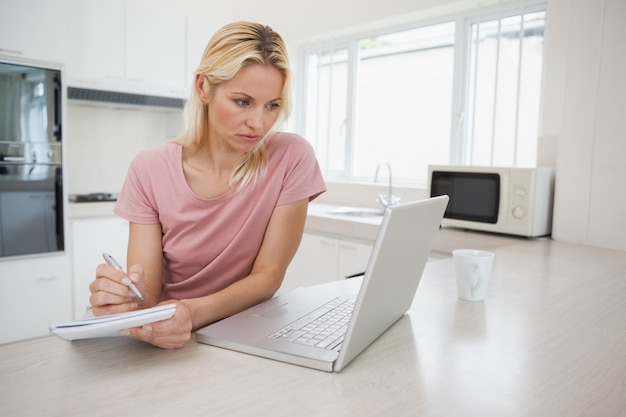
[89, 263, 145, 316]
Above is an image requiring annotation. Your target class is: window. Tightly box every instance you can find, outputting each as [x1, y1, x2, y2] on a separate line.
[353, 23, 455, 181]
[298, 1, 546, 185]
[463, 10, 545, 167]
[303, 46, 350, 176]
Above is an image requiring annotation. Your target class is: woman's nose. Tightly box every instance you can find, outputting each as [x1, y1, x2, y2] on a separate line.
[246, 108, 264, 129]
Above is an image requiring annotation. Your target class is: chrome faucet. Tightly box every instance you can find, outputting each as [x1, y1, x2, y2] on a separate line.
[374, 161, 400, 209]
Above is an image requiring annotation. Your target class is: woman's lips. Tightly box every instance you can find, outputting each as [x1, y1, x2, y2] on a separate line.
[239, 134, 260, 143]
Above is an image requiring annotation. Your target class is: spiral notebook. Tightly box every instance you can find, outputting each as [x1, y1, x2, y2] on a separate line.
[49, 304, 176, 341]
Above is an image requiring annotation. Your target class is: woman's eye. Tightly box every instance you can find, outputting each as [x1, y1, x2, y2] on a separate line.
[266, 102, 280, 111]
[234, 98, 250, 107]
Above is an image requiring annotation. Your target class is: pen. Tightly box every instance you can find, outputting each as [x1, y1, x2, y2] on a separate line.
[102, 253, 144, 300]
[344, 271, 365, 279]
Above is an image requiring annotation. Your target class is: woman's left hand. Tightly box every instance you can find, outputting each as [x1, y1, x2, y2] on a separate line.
[120, 300, 193, 349]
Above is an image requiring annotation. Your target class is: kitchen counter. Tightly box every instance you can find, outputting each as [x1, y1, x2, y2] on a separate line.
[67, 201, 117, 218]
[68, 201, 543, 254]
[2, 238, 625, 416]
[306, 203, 382, 241]
[306, 202, 535, 254]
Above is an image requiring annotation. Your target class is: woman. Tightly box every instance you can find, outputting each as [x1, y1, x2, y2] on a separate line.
[89, 22, 326, 349]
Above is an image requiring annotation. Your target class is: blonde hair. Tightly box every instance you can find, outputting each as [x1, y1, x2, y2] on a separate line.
[177, 21, 292, 190]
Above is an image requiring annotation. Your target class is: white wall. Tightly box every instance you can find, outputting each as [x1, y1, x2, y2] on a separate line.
[60, 0, 626, 251]
[543, 0, 626, 251]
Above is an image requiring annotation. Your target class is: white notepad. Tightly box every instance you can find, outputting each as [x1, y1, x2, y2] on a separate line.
[49, 304, 176, 341]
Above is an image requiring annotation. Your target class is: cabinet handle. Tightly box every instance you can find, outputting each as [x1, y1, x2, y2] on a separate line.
[38, 276, 58, 281]
[339, 243, 357, 251]
[0, 47, 22, 55]
[320, 240, 337, 247]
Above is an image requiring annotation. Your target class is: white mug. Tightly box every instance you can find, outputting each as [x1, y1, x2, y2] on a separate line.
[452, 249, 495, 301]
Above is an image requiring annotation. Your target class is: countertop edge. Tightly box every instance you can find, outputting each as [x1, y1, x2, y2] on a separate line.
[67, 201, 117, 218]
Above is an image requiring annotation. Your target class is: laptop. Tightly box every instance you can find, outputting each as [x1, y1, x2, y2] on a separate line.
[196, 195, 449, 372]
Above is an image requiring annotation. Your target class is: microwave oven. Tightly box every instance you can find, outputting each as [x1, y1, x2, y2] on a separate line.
[427, 165, 555, 237]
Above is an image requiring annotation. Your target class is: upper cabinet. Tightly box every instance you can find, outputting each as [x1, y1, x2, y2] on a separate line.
[124, 1, 186, 96]
[185, 17, 218, 91]
[0, 0, 67, 63]
[65, 0, 125, 81]
[65, 0, 187, 98]
[1, 0, 217, 99]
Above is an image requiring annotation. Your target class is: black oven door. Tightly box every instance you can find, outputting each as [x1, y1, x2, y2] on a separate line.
[0, 61, 64, 257]
[0, 165, 64, 257]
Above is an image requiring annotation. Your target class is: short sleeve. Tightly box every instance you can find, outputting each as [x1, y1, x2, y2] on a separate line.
[114, 148, 162, 224]
[270, 133, 326, 206]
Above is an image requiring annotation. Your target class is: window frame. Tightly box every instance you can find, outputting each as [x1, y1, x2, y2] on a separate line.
[296, 0, 547, 186]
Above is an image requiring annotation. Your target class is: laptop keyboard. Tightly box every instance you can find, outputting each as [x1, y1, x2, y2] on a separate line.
[268, 298, 355, 351]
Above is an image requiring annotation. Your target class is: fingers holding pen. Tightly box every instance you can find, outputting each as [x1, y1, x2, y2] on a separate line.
[102, 253, 144, 301]
[125, 264, 146, 301]
[89, 263, 141, 315]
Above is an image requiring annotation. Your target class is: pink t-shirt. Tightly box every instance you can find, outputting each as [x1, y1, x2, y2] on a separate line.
[114, 132, 326, 300]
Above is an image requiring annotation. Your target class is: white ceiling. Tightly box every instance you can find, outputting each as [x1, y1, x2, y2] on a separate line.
[145, 0, 507, 44]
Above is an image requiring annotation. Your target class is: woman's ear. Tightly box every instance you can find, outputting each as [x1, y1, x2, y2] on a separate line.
[195, 74, 210, 104]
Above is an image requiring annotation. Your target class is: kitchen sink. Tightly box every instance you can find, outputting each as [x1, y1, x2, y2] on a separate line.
[326, 207, 385, 217]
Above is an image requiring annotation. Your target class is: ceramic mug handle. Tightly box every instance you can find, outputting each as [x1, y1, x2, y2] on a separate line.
[470, 263, 484, 298]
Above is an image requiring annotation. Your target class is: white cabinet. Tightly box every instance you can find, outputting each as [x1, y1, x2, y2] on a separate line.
[337, 239, 373, 279]
[124, 1, 186, 95]
[65, 0, 186, 97]
[185, 17, 219, 90]
[70, 217, 129, 318]
[281, 233, 373, 293]
[0, 0, 67, 63]
[65, 0, 125, 82]
[283, 234, 338, 292]
[0, 253, 72, 344]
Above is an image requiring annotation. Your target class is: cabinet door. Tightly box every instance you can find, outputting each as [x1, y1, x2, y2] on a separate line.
[0, 254, 72, 344]
[71, 217, 129, 318]
[0, 0, 66, 62]
[281, 234, 338, 294]
[185, 17, 219, 91]
[66, 0, 186, 96]
[337, 240, 373, 280]
[125, 1, 186, 95]
[65, 0, 125, 81]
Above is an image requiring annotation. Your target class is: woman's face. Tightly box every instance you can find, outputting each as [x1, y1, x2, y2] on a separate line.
[204, 64, 284, 154]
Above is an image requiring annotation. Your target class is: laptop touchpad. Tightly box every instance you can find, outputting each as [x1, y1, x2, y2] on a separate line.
[261, 304, 292, 319]
[257, 303, 311, 320]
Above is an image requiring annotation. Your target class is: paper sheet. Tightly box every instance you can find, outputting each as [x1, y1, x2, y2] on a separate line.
[49, 304, 177, 341]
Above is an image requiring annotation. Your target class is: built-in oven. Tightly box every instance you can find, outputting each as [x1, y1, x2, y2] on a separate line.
[0, 60, 64, 257]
